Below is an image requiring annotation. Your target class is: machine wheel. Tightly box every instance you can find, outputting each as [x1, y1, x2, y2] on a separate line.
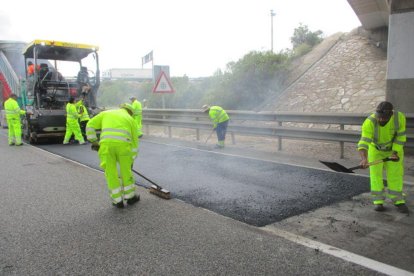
[22, 118, 36, 144]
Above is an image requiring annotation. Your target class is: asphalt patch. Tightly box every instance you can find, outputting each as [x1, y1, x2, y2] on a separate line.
[37, 142, 370, 227]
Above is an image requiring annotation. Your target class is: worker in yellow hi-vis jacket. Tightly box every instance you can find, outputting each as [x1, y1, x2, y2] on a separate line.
[202, 105, 230, 149]
[357, 101, 408, 214]
[129, 96, 143, 138]
[4, 94, 27, 146]
[63, 97, 85, 145]
[76, 98, 90, 140]
[86, 103, 139, 208]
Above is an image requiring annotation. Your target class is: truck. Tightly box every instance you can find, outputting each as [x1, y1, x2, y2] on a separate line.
[20, 39, 101, 143]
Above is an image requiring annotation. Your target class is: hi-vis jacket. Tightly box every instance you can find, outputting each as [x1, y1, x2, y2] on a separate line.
[131, 99, 142, 135]
[4, 97, 26, 119]
[358, 111, 406, 153]
[75, 99, 90, 122]
[86, 109, 138, 158]
[208, 106, 229, 129]
[66, 102, 81, 122]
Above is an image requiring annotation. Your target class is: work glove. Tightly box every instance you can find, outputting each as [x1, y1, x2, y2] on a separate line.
[138, 134, 143, 138]
[91, 142, 100, 151]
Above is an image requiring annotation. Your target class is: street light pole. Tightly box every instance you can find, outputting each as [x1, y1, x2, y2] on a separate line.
[270, 9, 276, 53]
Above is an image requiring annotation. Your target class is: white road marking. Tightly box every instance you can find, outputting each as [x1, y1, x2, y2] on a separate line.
[262, 226, 414, 276]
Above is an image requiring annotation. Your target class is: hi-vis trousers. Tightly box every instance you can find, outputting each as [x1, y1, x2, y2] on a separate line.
[98, 142, 136, 203]
[368, 147, 405, 205]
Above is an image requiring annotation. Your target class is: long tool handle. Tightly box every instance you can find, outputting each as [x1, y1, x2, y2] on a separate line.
[132, 168, 161, 190]
[348, 157, 398, 171]
[205, 129, 215, 144]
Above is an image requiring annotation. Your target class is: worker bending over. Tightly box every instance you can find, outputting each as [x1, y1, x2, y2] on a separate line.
[358, 101, 408, 213]
[202, 105, 230, 148]
[4, 94, 28, 146]
[86, 103, 140, 208]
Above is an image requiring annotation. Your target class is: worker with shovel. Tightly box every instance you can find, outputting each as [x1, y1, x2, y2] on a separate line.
[357, 101, 408, 213]
[202, 105, 230, 149]
[86, 103, 140, 208]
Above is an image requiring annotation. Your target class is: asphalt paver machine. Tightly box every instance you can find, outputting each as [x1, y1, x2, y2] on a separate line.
[22, 39, 100, 143]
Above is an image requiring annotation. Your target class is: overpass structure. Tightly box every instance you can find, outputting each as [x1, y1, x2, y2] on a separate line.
[347, 0, 414, 113]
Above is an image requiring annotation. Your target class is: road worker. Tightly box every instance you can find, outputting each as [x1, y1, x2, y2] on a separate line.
[358, 101, 408, 213]
[77, 66, 91, 94]
[63, 97, 86, 145]
[86, 103, 140, 208]
[202, 105, 230, 148]
[4, 94, 27, 146]
[129, 96, 143, 138]
[76, 97, 90, 140]
[27, 61, 40, 76]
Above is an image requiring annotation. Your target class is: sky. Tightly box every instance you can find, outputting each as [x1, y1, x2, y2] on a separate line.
[0, 0, 361, 78]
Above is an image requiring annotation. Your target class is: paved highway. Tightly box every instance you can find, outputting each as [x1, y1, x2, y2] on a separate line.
[37, 138, 370, 226]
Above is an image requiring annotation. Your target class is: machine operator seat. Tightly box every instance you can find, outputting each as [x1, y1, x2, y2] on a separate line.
[39, 63, 51, 81]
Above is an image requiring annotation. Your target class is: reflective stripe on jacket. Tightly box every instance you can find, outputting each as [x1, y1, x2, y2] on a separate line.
[66, 102, 81, 121]
[4, 98, 25, 119]
[75, 100, 90, 122]
[358, 111, 406, 152]
[86, 108, 138, 157]
[208, 106, 229, 128]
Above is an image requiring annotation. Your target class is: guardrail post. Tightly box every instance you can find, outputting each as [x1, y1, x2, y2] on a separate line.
[168, 126, 172, 138]
[145, 125, 150, 135]
[340, 124, 344, 159]
[231, 132, 236, 144]
[196, 118, 200, 141]
[278, 121, 282, 151]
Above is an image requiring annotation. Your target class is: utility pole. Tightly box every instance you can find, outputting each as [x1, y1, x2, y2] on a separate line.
[270, 9, 276, 53]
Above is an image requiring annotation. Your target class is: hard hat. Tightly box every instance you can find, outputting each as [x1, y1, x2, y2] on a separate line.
[129, 96, 136, 101]
[202, 104, 210, 112]
[120, 103, 134, 114]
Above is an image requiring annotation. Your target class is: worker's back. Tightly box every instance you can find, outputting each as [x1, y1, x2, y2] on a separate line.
[88, 108, 137, 146]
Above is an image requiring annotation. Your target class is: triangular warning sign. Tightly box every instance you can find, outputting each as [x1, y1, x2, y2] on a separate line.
[152, 71, 175, 93]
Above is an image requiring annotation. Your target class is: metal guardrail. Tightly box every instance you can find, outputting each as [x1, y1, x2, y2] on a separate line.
[142, 108, 414, 158]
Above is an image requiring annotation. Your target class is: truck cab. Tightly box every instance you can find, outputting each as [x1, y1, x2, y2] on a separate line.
[22, 40, 100, 143]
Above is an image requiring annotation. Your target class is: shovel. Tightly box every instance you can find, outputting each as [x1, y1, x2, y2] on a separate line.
[319, 157, 398, 174]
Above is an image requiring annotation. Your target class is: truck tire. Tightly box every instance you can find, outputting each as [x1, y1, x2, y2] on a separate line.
[22, 118, 36, 144]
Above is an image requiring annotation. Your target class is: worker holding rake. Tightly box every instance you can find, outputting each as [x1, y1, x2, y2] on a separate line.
[202, 105, 230, 149]
[357, 101, 408, 213]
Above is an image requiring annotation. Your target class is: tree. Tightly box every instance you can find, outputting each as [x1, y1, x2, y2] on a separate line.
[291, 23, 323, 49]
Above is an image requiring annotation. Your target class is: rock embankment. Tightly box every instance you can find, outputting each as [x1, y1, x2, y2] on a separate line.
[264, 28, 387, 113]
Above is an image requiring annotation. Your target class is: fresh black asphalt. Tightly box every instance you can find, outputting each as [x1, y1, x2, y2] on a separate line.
[38, 140, 370, 227]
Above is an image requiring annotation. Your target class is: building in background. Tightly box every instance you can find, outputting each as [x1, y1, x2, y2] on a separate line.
[102, 68, 152, 81]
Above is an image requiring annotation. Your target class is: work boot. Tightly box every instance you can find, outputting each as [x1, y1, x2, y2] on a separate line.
[126, 195, 140, 205]
[374, 204, 385, 212]
[112, 201, 124, 209]
[395, 203, 409, 214]
[9, 142, 15, 146]
[15, 143, 23, 146]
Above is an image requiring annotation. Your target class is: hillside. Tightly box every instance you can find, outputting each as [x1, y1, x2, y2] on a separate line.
[261, 28, 387, 113]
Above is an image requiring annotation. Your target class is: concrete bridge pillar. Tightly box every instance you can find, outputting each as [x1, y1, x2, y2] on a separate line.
[386, 0, 414, 113]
